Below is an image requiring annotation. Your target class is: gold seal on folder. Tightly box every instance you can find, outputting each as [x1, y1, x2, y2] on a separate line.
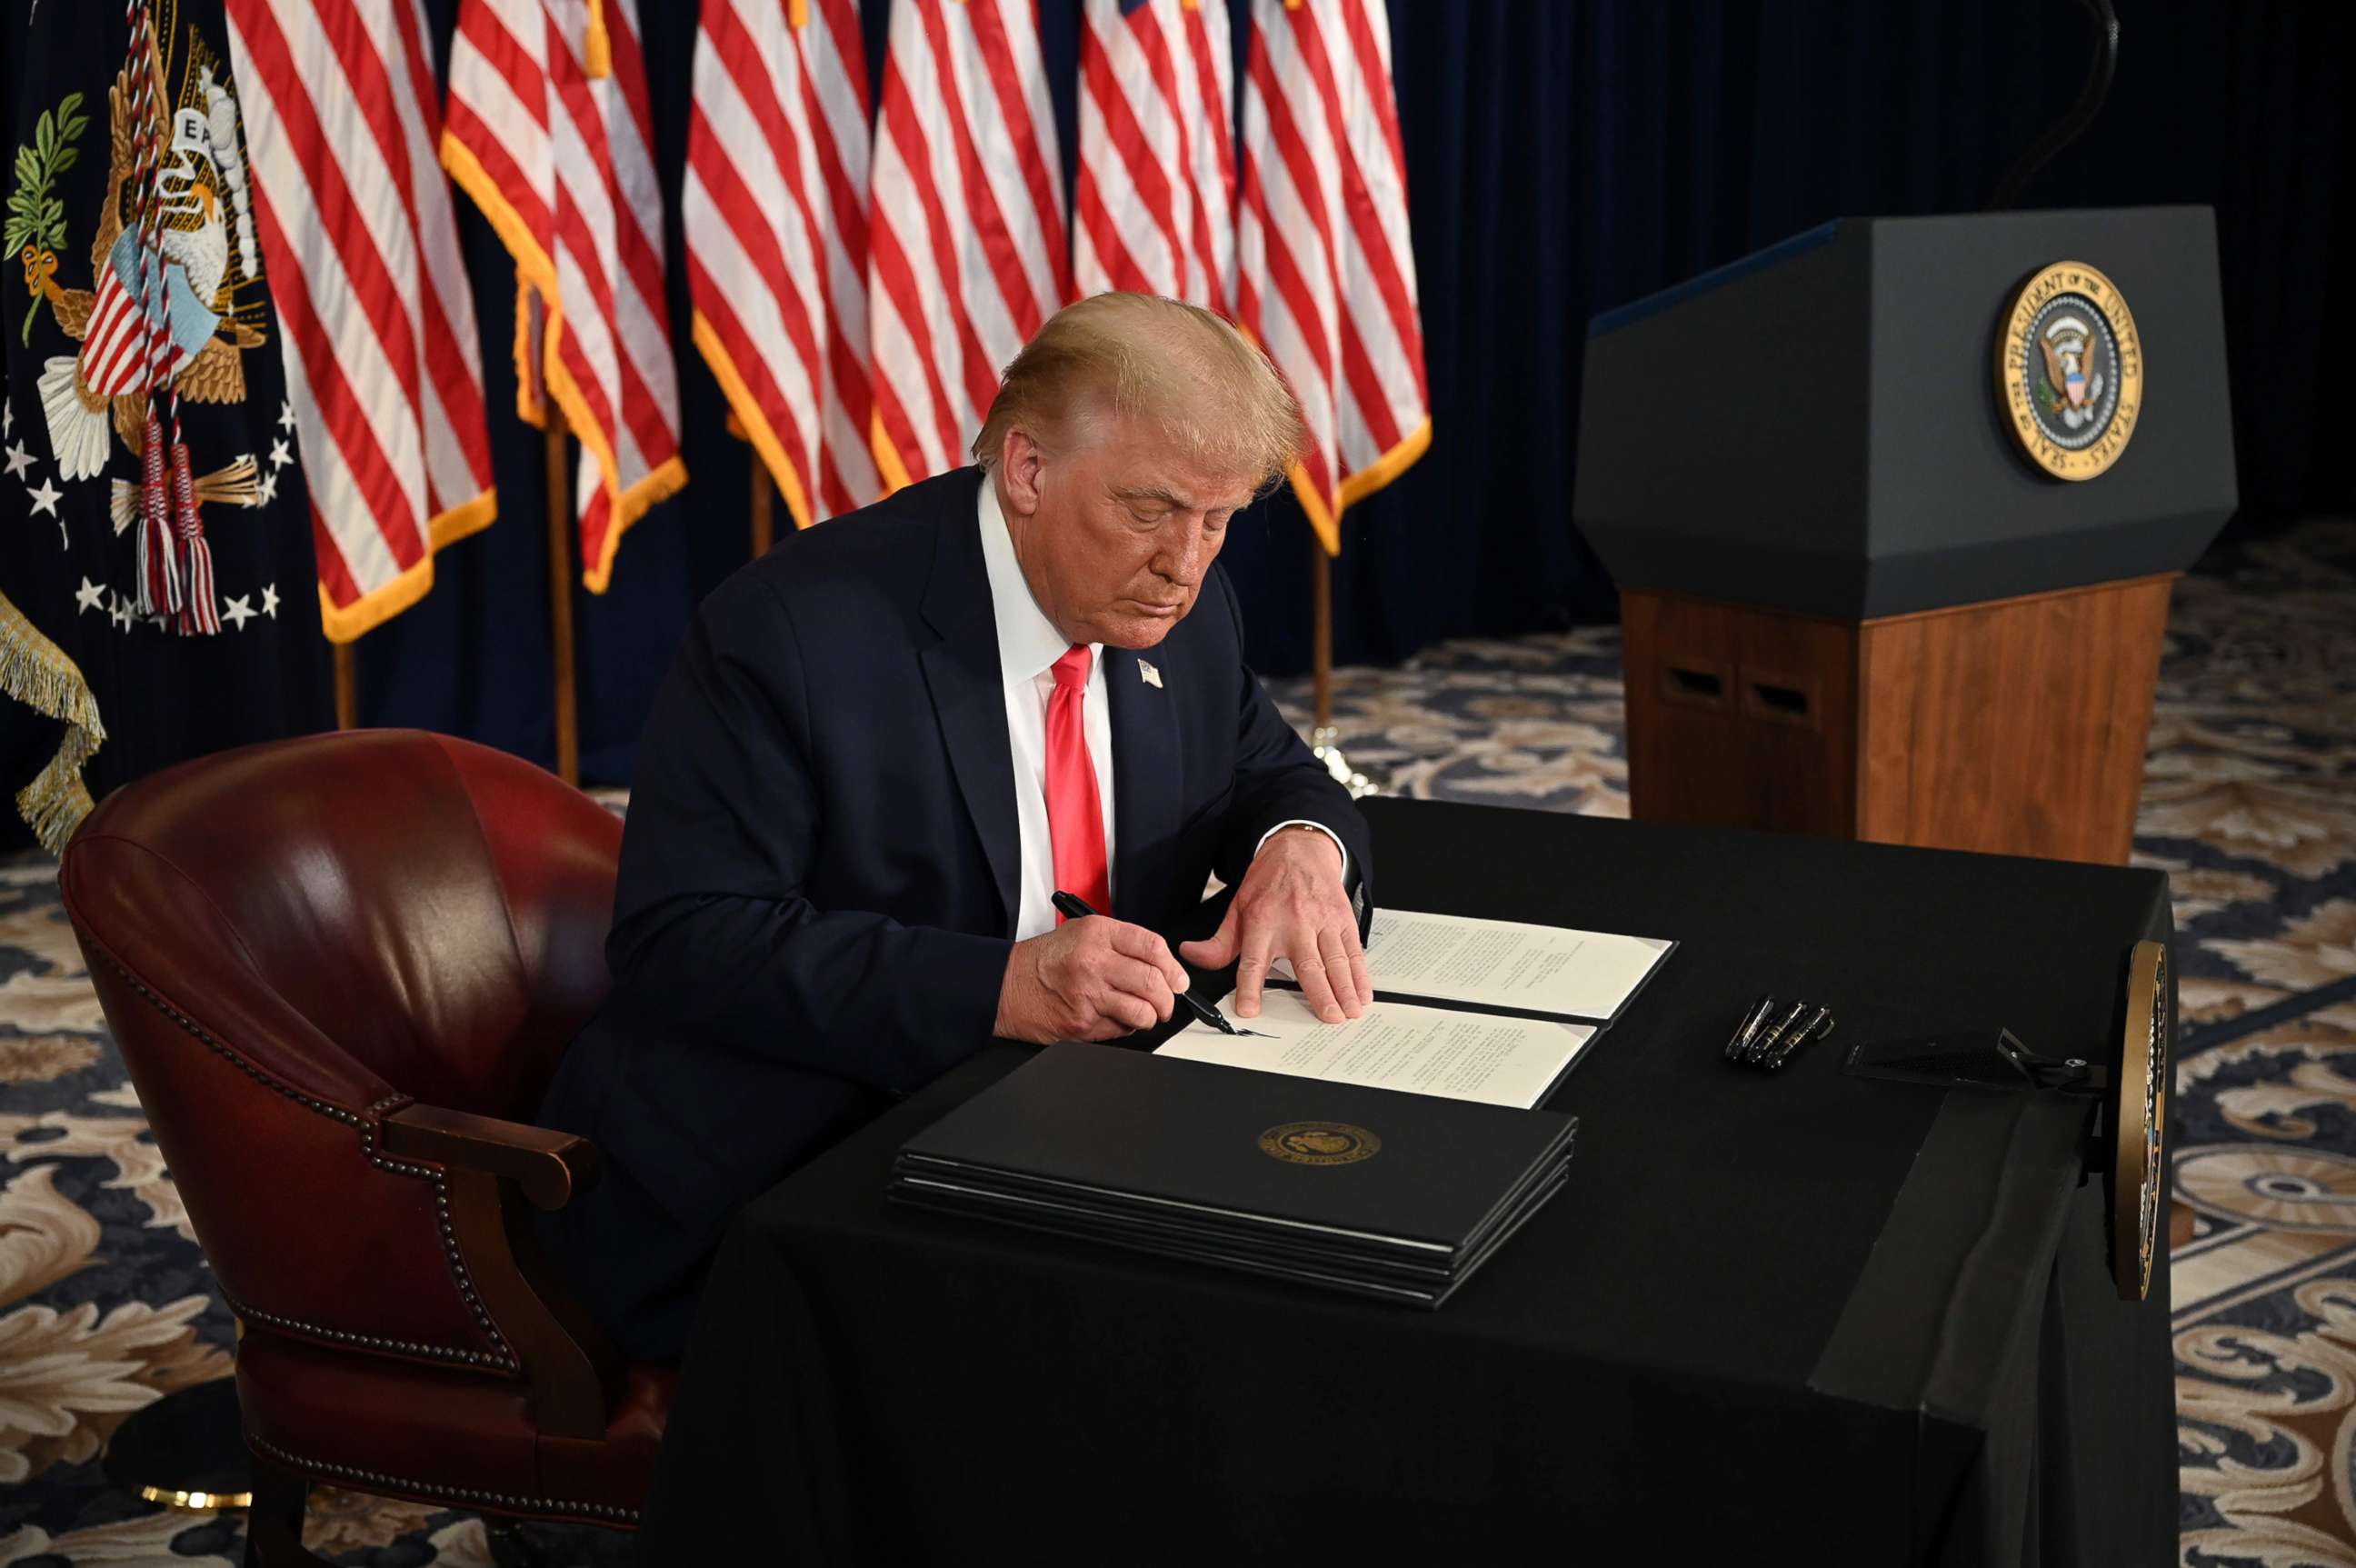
[1259, 1122, 1383, 1166]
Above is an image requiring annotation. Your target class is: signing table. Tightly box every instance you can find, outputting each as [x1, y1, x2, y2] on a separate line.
[636, 799, 2175, 1566]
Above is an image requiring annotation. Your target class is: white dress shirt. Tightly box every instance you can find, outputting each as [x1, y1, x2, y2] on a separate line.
[976, 481, 1348, 942]
[979, 480, 1117, 940]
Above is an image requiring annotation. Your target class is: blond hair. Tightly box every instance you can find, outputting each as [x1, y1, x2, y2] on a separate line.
[972, 292, 1303, 491]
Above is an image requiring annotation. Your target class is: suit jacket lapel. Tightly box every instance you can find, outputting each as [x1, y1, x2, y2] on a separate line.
[920, 476, 1020, 932]
[1107, 648, 1183, 928]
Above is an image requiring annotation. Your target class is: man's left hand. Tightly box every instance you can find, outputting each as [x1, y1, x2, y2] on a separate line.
[1180, 826, 1367, 1024]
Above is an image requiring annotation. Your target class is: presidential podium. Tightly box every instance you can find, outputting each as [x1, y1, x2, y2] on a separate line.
[1575, 207, 2239, 864]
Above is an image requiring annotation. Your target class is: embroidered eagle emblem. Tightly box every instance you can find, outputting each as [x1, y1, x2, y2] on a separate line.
[23, 15, 265, 482]
[2035, 315, 2107, 430]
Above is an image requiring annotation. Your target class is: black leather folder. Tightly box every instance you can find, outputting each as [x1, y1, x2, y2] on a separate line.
[894, 1164, 1572, 1307]
[889, 1044, 1576, 1306]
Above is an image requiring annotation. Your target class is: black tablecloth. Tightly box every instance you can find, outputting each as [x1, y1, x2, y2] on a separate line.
[635, 801, 2176, 1566]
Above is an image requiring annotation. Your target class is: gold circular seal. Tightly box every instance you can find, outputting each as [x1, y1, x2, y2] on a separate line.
[1259, 1122, 1382, 1166]
[1996, 259, 2142, 481]
[2112, 939, 2170, 1302]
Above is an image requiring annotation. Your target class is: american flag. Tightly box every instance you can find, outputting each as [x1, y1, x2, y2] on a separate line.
[443, 0, 684, 592]
[1074, 0, 1236, 310]
[1238, 0, 1428, 554]
[223, 0, 499, 641]
[868, 0, 1067, 489]
[684, 0, 878, 528]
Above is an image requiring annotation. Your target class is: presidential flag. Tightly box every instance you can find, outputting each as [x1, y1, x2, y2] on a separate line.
[4, 0, 329, 850]
[443, 0, 684, 592]
[684, 0, 879, 528]
[1238, 0, 1428, 554]
[868, 0, 1067, 489]
[224, 0, 500, 642]
[1074, 0, 1237, 310]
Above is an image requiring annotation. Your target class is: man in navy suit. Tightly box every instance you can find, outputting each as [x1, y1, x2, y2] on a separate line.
[538, 294, 1373, 1358]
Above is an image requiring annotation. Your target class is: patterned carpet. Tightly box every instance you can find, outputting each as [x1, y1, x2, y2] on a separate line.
[3, 523, 2354, 1565]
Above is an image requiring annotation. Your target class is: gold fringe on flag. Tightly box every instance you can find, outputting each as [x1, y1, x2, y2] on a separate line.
[584, 0, 613, 77]
[0, 588, 107, 853]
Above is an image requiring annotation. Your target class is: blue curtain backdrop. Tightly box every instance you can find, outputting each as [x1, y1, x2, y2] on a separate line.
[366, 0, 2353, 785]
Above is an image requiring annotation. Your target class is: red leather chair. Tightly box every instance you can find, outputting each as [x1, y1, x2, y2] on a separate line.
[59, 730, 667, 1565]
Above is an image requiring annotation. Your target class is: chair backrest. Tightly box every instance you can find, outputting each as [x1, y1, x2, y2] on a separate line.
[60, 730, 621, 1372]
[65, 729, 620, 1119]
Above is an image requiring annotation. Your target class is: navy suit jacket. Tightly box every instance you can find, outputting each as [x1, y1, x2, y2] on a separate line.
[537, 468, 1372, 1353]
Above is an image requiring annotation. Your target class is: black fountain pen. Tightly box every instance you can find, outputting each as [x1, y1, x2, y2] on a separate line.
[1050, 890, 1266, 1038]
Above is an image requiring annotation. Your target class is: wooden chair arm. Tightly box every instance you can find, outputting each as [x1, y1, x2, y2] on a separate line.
[381, 1104, 600, 1211]
[378, 1102, 620, 1438]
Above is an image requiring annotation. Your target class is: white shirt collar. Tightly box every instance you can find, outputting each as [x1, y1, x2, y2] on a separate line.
[978, 475, 1099, 687]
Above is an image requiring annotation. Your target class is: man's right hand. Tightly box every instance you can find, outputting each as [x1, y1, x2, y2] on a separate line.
[993, 916, 1192, 1044]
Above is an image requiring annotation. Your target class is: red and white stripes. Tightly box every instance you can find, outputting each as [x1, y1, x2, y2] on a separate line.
[867, 0, 1067, 488]
[444, 0, 684, 593]
[684, 0, 879, 529]
[73, 255, 181, 406]
[1238, 0, 1428, 554]
[225, 0, 499, 641]
[228, 0, 1431, 587]
[1074, 0, 1236, 311]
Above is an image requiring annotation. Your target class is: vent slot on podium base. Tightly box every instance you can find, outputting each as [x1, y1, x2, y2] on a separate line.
[1661, 663, 1729, 710]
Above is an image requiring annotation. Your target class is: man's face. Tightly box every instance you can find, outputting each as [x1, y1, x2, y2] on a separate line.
[996, 416, 1256, 650]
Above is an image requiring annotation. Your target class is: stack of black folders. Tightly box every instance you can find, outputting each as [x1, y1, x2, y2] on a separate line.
[888, 1044, 1578, 1309]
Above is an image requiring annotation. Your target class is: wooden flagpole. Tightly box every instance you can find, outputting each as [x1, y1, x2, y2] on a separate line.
[544, 413, 579, 786]
[334, 644, 357, 730]
[1307, 532, 1374, 796]
[750, 449, 774, 558]
[1310, 534, 1333, 733]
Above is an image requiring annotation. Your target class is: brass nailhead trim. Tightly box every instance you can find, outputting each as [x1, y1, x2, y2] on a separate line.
[94, 952, 515, 1372]
[226, 1293, 514, 1370]
[248, 1433, 638, 1524]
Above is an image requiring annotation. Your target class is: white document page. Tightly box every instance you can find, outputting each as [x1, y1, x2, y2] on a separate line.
[1156, 989, 1596, 1110]
[1348, 909, 1673, 1021]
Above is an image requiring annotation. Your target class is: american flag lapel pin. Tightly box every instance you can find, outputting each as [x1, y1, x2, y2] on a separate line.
[1138, 659, 1163, 689]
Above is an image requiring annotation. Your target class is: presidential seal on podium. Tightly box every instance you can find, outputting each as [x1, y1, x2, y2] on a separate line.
[1998, 259, 2143, 481]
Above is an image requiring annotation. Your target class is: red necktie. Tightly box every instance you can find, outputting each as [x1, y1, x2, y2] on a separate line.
[1045, 644, 1110, 920]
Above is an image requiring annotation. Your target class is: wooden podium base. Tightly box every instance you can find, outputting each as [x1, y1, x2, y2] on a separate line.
[1620, 574, 2176, 864]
